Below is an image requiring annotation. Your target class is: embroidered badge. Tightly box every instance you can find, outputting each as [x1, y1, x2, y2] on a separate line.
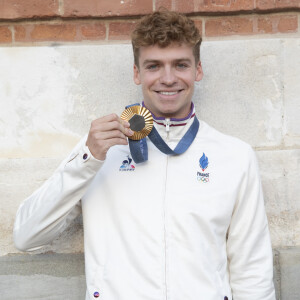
[197, 153, 210, 182]
[199, 153, 209, 171]
[119, 155, 135, 171]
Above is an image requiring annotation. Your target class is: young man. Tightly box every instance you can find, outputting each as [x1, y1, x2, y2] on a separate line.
[14, 10, 275, 300]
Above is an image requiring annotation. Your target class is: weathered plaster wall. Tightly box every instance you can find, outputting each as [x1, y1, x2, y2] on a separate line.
[0, 38, 299, 298]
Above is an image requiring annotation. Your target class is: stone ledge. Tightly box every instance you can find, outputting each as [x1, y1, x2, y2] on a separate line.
[0, 253, 85, 300]
[1, 249, 300, 299]
[0, 253, 84, 276]
[277, 247, 300, 300]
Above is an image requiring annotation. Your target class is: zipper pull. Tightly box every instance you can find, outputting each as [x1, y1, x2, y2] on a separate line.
[165, 118, 170, 132]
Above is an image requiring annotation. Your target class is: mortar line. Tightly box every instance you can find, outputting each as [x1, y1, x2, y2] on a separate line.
[58, 0, 64, 16]
[105, 21, 109, 42]
[10, 24, 15, 44]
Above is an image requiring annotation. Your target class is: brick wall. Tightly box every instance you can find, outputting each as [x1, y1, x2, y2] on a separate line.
[0, 0, 299, 44]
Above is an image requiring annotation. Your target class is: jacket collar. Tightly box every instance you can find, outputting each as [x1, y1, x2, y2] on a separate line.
[142, 102, 196, 146]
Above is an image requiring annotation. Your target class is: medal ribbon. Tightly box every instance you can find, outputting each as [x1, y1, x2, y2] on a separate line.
[126, 104, 199, 164]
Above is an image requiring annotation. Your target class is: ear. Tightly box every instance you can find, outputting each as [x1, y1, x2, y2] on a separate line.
[195, 61, 203, 82]
[133, 64, 141, 85]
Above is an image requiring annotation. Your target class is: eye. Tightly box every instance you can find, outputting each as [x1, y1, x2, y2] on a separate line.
[146, 64, 159, 70]
[176, 63, 188, 69]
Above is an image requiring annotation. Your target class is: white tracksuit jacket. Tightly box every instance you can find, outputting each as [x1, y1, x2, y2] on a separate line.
[14, 109, 275, 300]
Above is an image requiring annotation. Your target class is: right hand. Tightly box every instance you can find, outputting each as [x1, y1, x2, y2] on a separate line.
[86, 113, 133, 161]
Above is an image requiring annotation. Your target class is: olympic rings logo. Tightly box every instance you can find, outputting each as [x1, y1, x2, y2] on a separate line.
[197, 176, 209, 183]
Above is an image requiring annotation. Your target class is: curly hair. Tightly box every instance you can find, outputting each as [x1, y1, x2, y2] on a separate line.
[131, 9, 202, 67]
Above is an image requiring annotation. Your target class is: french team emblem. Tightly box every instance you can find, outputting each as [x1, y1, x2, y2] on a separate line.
[197, 153, 210, 183]
[119, 155, 135, 171]
[199, 153, 209, 171]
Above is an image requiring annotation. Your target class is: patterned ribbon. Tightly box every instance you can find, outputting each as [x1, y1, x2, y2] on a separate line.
[126, 104, 199, 164]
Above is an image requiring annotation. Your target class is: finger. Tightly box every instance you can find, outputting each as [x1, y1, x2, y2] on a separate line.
[100, 120, 129, 133]
[92, 119, 133, 137]
[94, 113, 128, 127]
[119, 119, 133, 137]
[96, 113, 120, 124]
[91, 113, 128, 130]
[106, 137, 129, 148]
[120, 118, 130, 128]
[94, 130, 128, 141]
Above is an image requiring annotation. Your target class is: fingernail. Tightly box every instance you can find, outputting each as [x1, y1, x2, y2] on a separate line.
[128, 129, 134, 135]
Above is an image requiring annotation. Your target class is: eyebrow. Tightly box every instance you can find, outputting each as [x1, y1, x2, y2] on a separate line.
[142, 59, 160, 67]
[142, 58, 192, 67]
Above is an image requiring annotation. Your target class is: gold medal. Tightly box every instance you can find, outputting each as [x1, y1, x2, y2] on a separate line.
[121, 105, 153, 140]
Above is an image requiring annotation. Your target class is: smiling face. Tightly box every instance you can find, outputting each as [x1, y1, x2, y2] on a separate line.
[133, 43, 203, 119]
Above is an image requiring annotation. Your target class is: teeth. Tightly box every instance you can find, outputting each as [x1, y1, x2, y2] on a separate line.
[159, 91, 178, 95]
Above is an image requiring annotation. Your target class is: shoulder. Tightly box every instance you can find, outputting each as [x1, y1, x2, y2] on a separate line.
[196, 120, 256, 165]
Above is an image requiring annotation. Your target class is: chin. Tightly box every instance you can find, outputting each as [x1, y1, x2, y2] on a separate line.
[160, 104, 187, 117]
[155, 106, 176, 115]
[157, 109, 182, 119]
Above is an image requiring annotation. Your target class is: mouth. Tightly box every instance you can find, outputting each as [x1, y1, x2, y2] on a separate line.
[155, 90, 183, 96]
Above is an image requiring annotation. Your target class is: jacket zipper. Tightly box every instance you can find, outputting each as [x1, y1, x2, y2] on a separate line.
[165, 118, 170, 141]
[163, 118, 170, 300]
[163, 155, 169, 300]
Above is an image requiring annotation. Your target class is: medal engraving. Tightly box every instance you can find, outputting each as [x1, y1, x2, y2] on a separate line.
[129, 114, 146, 132]
[121, 105, 153, 140]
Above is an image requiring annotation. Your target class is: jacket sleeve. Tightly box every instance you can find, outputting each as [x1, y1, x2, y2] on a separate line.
[13, 136, 104, 252]
[226, 146, 276, 300]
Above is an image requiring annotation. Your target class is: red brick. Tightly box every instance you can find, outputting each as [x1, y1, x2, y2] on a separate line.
[174, 0, 195, 13]
[63, 0, 153, 18]
[0, 26, 12, 43]
[193, 19, 203, 36]
[14, 25, 27, 41]
[205, 17, 253, 36]
[196, 0, 254, 13]
[0, 0, 59, 20]
[278, 16, 298, 33]
[108, 22, 136, 40]
[31, 24, 77, 41]
[257, 0, 300, 10]
[155, 0, 195, 14]
[15, 24, 77, 42]
[78, 23, 106, 40]
[257, 17, 273, 33]
[155, 0, 172, 10]
[257, 15, 298, 34]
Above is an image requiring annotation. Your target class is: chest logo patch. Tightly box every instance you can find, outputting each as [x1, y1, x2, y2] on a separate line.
[197, 153, 210, 182]
[119, 155, 135, 171]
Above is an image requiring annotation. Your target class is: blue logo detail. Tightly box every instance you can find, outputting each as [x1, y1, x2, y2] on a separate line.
[119, 155, 135, 171]
[199, 153, 209, 171]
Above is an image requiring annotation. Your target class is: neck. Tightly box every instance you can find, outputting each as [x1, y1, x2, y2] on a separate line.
[142, 102, 194, 122]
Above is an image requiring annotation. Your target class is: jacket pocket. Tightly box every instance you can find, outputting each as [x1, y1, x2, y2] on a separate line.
[87, 265, 105, 299]
[216, 269, 232, 300]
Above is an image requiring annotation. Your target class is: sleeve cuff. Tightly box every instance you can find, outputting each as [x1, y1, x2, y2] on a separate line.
[81, 144, 105, 164]
[65, 136, 105, 173]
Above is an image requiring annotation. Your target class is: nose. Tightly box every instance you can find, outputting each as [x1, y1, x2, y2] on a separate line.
[159, 66, 177, 86]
